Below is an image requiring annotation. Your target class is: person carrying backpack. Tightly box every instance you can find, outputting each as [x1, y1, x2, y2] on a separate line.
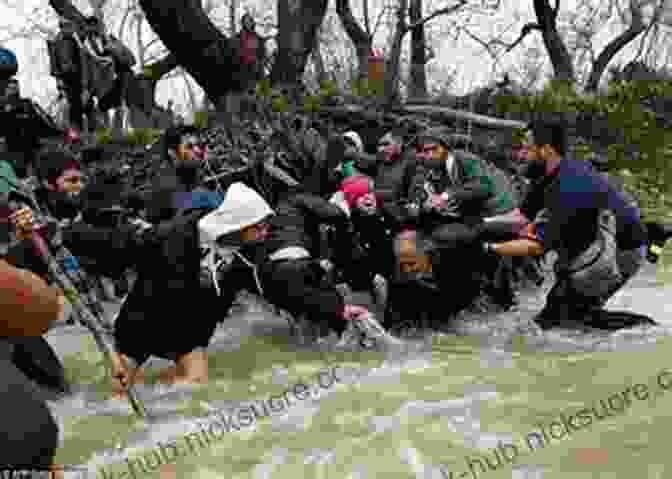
[47, 18, 94, 131]
[481, 118, 654, 330]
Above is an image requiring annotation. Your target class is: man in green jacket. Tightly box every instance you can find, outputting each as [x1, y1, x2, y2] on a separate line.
[409, 127, 516, 233]
[0, 157, 20, 197]
[389, 128, 519, 317]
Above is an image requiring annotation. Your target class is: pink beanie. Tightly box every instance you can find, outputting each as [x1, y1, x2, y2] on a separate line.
[339, 176, 371, 207]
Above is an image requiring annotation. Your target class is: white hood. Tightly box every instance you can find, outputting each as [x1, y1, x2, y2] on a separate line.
[343, 131, 364, 153]
[198, 182, 274, 243]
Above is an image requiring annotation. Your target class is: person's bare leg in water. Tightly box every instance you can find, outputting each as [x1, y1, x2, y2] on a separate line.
[158, 348, 209, 385]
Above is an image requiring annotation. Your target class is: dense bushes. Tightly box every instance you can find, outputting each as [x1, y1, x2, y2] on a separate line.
[94, 128, 163, 147]
[496, 79, 672, 190]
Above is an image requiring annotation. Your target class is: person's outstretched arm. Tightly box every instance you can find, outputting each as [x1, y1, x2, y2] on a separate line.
[0, 259, 62, 336]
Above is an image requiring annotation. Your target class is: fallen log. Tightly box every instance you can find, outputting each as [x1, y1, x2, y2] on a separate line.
[394, 104, 527, 130]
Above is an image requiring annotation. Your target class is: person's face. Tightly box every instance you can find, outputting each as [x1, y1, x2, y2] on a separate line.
[176, 134, 204, 162]
[417, 142, 448, 164]
[242, 17, 255, 31]
[353, 192, 377, 215]
[377, 134, 401, 160]
[397, 239, 432, 274]
[55, 168, 84, 195]
[240, 224, 260, 242]
[520, 131, 549, 179]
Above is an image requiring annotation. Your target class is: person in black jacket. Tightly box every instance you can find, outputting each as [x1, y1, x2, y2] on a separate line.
[63, 125, 223, 396]
[328, 176, 394, 303]
[202, 182, 401, 349]
[1, 151, 98, 396]
[385, 226, 484, 332]
[0, 79, 55, 178]
[48, 18, 93, 131]
[482, 119, 652, 330]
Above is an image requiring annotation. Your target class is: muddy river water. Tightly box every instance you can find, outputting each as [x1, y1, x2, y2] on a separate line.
[45, 250, 672, 479]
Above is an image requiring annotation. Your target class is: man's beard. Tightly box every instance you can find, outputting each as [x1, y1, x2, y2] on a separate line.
[176, 160, 200, 187]
[521, 159, 547, 180]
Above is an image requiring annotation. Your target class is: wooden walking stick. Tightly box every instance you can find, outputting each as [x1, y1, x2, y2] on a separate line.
[9, 194, 151, 420]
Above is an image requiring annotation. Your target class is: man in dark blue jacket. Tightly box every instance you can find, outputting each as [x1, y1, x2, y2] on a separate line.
[481, 118, 650, 330]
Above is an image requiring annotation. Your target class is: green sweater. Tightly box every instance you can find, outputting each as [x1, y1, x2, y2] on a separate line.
[412, 150, 516, 220]
[0, 160, 19, 196]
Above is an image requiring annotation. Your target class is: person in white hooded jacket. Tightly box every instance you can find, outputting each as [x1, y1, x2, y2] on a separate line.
[200, 182, 402, 349]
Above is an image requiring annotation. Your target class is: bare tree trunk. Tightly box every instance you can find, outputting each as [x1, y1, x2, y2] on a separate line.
[89, 0, 106, 21]
[183, 73, 199, 115]
[408, 0, 427, 101]
[383, 0, 408, 106]
[49, 0, 87, 25]
[135, 11, 146, 67]
[139, 0, 237, 106]
[312, 37, 328, 85]
[270, 0, 329, 91]
[230, 0, 238, 35]
[533, 0, 574, 82]
[383, 0, 467, 106]
[335, 0, 372, 81]
[584, 0, 650, 91]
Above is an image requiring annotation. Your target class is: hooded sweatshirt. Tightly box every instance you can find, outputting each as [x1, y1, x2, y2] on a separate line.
[342, 131, 364, 154]
[206, 185, 347, 328]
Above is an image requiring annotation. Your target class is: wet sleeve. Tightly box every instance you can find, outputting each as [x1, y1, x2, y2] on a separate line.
[61, 222, 146, 275]
[265, 260, 345, 319]
[216, 262, 256, 314]
[290, 194, 349, 229]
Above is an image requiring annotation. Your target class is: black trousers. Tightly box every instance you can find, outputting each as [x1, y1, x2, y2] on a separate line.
[0, 350, 59, 468]
[262, 258, 346, 334]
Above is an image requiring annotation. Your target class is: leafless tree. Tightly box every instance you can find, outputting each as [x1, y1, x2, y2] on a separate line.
[492, 0, 669, 91]
[383, 0, 470, 105]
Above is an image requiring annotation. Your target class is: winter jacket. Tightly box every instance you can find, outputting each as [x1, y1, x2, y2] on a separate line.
[335, 211, 396, 289]
[208, 186, 346, 329]
[64, 169, 222, 363]
[409, 150, 515, 226]
[353, 149, 421, 228]
[265, 191, 349, 257]
[386, 222, 483, 326]
[522, 159, 647, 262]
[0, 186, 111, 324]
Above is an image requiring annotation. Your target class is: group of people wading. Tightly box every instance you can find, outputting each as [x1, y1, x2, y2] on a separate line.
[0, 18, 668, 470]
